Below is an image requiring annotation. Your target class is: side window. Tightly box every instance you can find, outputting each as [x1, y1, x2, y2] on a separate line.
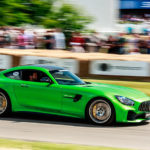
[4, 71, 21, 80]
[22, 69, 50, 82]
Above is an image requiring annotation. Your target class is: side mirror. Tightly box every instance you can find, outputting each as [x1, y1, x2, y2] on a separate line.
[40, 77, 52, 84]
[85, 81, 91, 84]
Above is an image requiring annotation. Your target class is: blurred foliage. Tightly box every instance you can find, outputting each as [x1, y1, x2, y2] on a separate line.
[0, 0, 93, 31]
[44, 4, 93, 31]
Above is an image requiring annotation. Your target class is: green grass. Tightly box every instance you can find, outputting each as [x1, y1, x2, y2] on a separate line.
[0, 139, 133, 150]
[84, 79, 150, 96]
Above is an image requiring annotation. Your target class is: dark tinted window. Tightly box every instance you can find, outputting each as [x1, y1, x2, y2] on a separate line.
[4, 71, 21, 80]
[22, 69, 50, 82]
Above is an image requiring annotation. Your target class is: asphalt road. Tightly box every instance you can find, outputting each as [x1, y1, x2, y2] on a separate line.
[0, 113, 149, 150]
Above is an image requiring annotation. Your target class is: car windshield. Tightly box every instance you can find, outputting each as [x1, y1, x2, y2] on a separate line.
[50, 70, 86, 85]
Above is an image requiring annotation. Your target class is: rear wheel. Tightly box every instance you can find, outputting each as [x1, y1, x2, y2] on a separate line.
[0, 92, 11, 116]
[86, 99, 115, 125]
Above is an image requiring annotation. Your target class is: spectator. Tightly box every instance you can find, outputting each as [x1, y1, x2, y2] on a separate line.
[138, 40, 148, 54]
[3, 30, 11, 48]
[53, 28, 66, 50]
[107, 35, 116, 45]
[0, 35, 5, 48]
[83, 35, 92, 52]
[147, 37, 150, 54]
[108, 40, 125, 55]
[127, 34, 140, 52]
[89, 32, 102, 52]
[127, 26, 133, 35]
[70, 32, 85, 52]
[129, 49, 141, 55]
[44, 30, 55, 50]
[24, 30, 36, 49]
[17, 30, 26, 49]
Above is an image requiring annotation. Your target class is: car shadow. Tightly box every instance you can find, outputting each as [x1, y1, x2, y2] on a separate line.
[0, 112, 149, 128]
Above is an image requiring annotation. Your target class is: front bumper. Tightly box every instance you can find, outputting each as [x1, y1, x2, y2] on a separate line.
[113, 98, 150, 123]
[116, 110, 150, 123]
[116, 109, 150, 123]
[127, 111, 150, 121]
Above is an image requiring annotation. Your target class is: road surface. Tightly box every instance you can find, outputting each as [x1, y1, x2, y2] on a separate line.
[0, 113, 149, 150]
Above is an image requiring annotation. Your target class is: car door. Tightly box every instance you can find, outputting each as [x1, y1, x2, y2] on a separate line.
[13, 69, 62, 113]
[61, 85, 84, 117]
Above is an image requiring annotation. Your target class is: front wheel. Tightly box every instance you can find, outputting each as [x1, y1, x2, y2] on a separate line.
[87, 99, 115, 125]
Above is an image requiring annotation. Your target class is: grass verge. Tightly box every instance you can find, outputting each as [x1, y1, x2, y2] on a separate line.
[0, 138, 133, 150]
[84, 79, 150, 96]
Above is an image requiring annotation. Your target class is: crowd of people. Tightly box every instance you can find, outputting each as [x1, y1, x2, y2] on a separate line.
[120, 14, 150, 23]
[1, 26, 150, 54]
[0, 27, 66, 50]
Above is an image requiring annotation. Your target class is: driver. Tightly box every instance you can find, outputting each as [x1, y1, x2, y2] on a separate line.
[29, 72, 38, 82]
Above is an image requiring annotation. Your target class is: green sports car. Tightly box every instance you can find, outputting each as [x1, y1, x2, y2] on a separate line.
[0, 64, 149, 125]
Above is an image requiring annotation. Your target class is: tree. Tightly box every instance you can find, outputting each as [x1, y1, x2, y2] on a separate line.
[23, 0, 55, 25]
[0, 0, 10, 26]
[0, 0, 93, 32]
[43, 4, 93, 32]
[0, 0, 32, 26]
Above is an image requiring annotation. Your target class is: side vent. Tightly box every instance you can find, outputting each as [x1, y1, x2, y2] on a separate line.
[73, 95, 82, 102]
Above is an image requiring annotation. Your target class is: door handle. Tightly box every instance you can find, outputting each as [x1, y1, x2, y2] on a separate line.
[63, 94, 74, 99]
[21, 84, 29, 88]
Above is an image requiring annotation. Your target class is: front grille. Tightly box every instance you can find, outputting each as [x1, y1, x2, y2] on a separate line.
[139, 101, 150, 111]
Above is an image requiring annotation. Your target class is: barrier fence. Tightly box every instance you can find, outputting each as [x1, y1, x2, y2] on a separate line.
[0, 49, 150, 81]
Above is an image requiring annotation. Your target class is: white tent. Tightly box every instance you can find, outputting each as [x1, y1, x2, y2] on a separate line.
[63, 0, 119, 32]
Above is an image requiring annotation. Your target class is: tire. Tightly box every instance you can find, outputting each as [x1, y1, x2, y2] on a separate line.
[86, 99, 115, 125]
[0, 91, 11, 116]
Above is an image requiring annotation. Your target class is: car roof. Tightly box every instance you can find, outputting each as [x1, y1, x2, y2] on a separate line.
[28, 64, 64, 71]
[0, 64, 65, 74]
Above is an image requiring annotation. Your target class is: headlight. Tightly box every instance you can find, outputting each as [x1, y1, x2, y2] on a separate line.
[115, 95, 134, 106]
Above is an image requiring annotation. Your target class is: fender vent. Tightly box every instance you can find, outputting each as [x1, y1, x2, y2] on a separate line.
[74, 95, 82, 102]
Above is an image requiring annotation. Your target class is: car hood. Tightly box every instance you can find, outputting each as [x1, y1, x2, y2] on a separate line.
[77, 82, 149, 102]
